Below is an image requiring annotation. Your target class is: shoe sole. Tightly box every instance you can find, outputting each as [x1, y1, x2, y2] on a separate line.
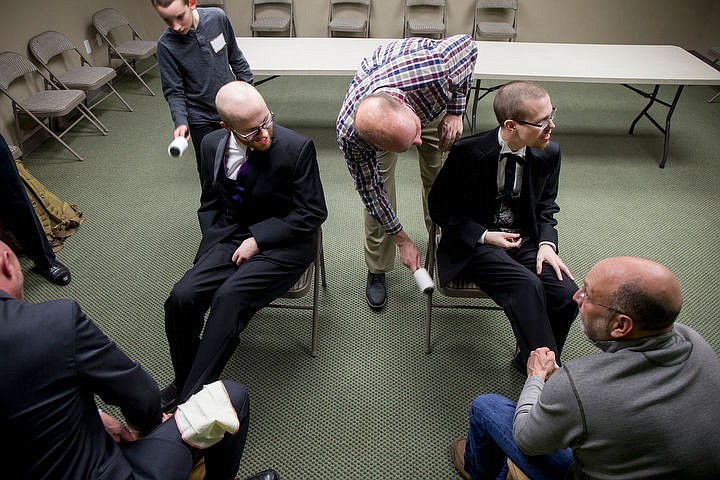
[366, 295, 387, 310]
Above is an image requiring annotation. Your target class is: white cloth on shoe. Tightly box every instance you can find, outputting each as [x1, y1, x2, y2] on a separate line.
[174, 381, 240, 448]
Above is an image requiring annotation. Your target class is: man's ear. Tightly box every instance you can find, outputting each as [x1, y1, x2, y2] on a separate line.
[220, 121, 231, 132]
[0, 251, 11, 278]
[0, 251, 19, 289]
[502, 119, 517, 133]
[609, 314, 634, 339]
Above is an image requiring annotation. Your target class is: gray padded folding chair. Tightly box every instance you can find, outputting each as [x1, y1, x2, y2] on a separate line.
[424, 223, 501, 354]
[251, 0, 295, 37]
[267, 228, 326, 357]
[29, 30, 133, 121]
[92, 8, 158, 96]
[328, 0, 371, 38]
[473, 0, 518, 41]
[195, 0, 225, 9]
[403, 0, 447, 39]
[0, 51, 107, 161]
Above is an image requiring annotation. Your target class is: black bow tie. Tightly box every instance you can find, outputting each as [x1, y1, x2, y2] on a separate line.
[502, 152, 525, 166]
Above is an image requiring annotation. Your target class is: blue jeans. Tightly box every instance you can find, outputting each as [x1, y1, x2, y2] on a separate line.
[465, 394, 573, 480]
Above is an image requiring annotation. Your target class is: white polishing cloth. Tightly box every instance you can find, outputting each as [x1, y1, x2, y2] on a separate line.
[174, 381, 240, 448]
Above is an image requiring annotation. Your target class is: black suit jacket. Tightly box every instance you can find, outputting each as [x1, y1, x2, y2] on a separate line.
[196, 125, 327, 264]
[0, 291, 163, 479]
[428, 127, 563, 286]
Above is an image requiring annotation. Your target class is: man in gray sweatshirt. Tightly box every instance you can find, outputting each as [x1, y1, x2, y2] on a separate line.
[452, 256, 720, 479]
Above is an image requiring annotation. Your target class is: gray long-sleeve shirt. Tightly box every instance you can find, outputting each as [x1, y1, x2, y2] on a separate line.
[157, 7, 253, 129]
[514, 324, 720, 479]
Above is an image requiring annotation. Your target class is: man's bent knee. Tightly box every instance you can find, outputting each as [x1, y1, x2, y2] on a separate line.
[220, 380, 249, 421]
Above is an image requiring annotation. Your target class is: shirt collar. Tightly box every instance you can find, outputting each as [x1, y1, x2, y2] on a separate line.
[373, 87, 405, 102]
[497, 129, 526, 159]
[225, 133, 247, 180]
[228, 132, 243, 155]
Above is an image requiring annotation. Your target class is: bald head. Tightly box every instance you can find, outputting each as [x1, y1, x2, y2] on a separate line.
[354, 93, 421, 153]
[216, 81, 267, 127]
[591, 257, 682, 333]
[0, 240, 24, 300]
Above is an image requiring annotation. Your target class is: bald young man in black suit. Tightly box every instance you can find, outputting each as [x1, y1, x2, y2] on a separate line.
[163, 81, 328, 409]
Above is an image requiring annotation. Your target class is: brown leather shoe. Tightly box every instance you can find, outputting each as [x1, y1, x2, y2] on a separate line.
[450, 437, 472, 480]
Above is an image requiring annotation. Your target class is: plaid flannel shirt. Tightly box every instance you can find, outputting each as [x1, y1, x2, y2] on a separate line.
[337, 34, 478, 235]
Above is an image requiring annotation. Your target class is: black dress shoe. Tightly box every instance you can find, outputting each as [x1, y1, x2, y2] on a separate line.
[365, 272, 387, 310]
[243, 470, 280, 480]
[34, 260, 71, 286]
[160, 381, 177, 413]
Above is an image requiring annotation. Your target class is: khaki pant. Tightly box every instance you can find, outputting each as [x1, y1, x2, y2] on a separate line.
[364, 116, 445, 273]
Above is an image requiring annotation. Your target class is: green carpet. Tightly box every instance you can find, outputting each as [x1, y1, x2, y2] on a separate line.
[17, 62, 720, 478]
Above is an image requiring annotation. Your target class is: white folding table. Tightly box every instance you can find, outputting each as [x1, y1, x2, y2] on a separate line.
[237, 37, 720, 168]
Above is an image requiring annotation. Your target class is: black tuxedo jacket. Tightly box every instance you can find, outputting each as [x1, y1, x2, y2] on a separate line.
[196, 125, 327, 265]
[428, 127, 563, 286]
[0, 291, 164, 479]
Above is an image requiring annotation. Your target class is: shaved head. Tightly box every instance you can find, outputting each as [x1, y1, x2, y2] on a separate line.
[216, 81, 267, 127]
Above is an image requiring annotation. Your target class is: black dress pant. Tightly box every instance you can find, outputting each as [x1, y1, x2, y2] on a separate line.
[0, 134, 55, 269]
[461, 239, 578, 365]
[121, 380, 249, 480]
[188, 122, 222, 175]
[165, 240, 308, 401]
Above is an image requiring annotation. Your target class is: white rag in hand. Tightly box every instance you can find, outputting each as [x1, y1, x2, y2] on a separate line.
[174, 381, 240, 448]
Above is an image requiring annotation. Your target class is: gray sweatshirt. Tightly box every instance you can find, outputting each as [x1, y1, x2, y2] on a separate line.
[514, 323, 720, 479]
[157, 7, 253, 129]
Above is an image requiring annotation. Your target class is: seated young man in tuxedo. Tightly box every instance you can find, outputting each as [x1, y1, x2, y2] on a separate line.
[429, 81, 578, 370]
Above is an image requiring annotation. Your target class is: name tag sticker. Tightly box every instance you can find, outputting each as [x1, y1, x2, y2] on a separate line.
[210, 33, 226, 53]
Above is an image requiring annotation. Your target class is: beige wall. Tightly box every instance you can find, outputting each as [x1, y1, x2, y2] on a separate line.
[2, 0, 719, 143]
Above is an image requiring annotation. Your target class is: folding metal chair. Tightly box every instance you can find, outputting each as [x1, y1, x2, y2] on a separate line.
[92, 8, 158, 96]
[403, 0, 446, 39]
[251, 0, 295, 37]
[0, 51, 107, 161]
[473, 0, 518, 41]
[267, 227, 326, 357]
[328, 0, 371, 38]
[195, 0, 225, 9]
[424, 222, 501, 354]
[29, 30, 133, 119]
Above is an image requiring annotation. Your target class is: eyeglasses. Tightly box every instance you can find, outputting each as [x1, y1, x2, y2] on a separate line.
[232, 112, 275, 141]
[576, 285, 627, 316]
[514, 107, 557, 129]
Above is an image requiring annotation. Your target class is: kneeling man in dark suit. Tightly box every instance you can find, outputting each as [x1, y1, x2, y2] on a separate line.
[0, 239, 270, 480]
[163, 81, 328, 408]
[428, 81, 578, 369]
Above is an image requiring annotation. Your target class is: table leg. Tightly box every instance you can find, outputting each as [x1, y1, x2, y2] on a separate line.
[624, 84, 685, 169]
[467, 79, 503, 134]
[254, 75, 280, 87]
